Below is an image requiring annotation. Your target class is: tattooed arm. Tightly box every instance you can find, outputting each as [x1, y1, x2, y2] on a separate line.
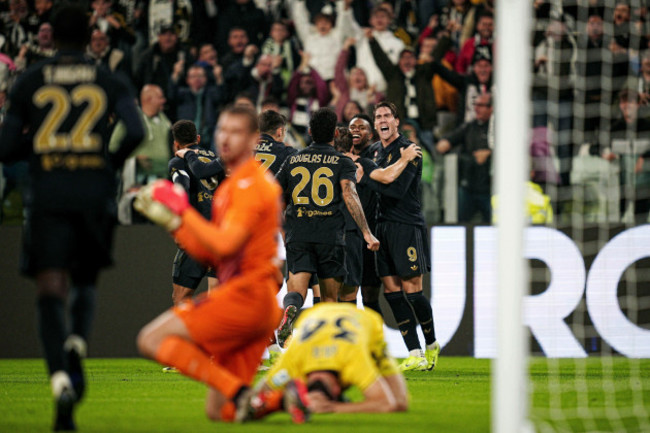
[341, 178, 380, 251]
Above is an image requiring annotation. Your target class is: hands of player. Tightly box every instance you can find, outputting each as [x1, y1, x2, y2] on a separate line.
[364, 232, 380, 252]
[175, 148, 197, 158]
[400, 143, 422, 162]
[307, 392, 336, 413]
[355, 163, 365, 183]
[134, 182, 183, 232]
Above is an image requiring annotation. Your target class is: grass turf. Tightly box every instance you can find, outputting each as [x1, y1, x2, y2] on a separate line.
[1, 357, 649, 432]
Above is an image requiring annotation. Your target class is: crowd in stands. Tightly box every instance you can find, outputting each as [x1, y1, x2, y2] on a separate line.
[0, 0, 649, 225]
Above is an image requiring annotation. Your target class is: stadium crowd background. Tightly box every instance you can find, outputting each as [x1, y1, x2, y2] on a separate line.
[0, 0, 649, 226]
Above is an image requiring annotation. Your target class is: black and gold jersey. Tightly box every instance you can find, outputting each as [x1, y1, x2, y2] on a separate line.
[361, 134, 425, 226]
[169, 145, 225, 220]
[255, 133, 298, 175]
[0, 51, 144, 211]
[276, 142, 356, 245]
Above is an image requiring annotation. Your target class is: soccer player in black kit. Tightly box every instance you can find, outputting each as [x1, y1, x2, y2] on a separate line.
[275, 108, 379, 347]
[0, 4, 144, 430]
[347, 114, 383, 312]
[337, 119, 423, 309]
[169, 120, 225, 305]
[257, 109, 323, 300]
[356, 101, 441, 372]
[255, 110, 298, 175]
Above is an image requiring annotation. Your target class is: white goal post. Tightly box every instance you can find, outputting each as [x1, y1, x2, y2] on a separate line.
[493, 0, 532, 432]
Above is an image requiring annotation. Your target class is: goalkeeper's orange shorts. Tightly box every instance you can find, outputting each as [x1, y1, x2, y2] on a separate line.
[173, 274, 282, 383]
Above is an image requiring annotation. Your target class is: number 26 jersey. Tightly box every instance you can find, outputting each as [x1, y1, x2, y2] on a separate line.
[275, 142, 356, 246]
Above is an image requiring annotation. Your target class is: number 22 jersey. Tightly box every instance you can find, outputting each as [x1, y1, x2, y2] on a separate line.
[0, 51, 143, 211]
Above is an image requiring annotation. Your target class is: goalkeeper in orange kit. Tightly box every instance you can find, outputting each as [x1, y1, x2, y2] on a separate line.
[133, 105, 308, 423]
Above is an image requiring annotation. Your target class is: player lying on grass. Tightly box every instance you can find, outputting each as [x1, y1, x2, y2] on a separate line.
[238, 303, 408, 421]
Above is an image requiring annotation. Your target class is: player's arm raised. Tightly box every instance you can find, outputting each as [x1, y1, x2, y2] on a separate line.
[181, 150, 226, 179]
[357, 155, 419, 198]
[367, 143, 422, 184]
[134, 179, 253, 260]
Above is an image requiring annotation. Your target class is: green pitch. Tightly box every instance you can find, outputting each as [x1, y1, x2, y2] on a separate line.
[1, 357, 649, 432]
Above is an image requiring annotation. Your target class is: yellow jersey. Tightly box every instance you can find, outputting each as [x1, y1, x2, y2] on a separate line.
[265, 303, 399, 392]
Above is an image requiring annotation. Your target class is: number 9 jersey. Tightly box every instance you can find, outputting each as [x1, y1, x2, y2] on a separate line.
[265, 303, 399, 392]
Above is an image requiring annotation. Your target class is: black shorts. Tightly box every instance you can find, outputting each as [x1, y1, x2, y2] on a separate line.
[286, 242, 346, 279]
[21, 208, 116, 278]
[284, 270, 320, 287]
[361, 247, 380, 287]
[172, 249, 216, 290]
[343, 230, 363, 287]
[375, 221, 430, 278]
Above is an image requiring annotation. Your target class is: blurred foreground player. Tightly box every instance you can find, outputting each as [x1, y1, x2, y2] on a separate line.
[0, 3, 144, 430]
[134, 106, 307, 423]
[240, 303, 408, 420]
[168, 120, 224, 306]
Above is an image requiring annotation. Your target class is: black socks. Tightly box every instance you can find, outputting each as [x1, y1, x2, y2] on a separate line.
[385, 291, 420, 351]
[406, 291, 436, 345]
[284, 291, 304, 310]
[37, 295, 66, 374]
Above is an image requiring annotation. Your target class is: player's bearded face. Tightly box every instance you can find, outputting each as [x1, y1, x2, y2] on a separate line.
[216, 113, 256, 164]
